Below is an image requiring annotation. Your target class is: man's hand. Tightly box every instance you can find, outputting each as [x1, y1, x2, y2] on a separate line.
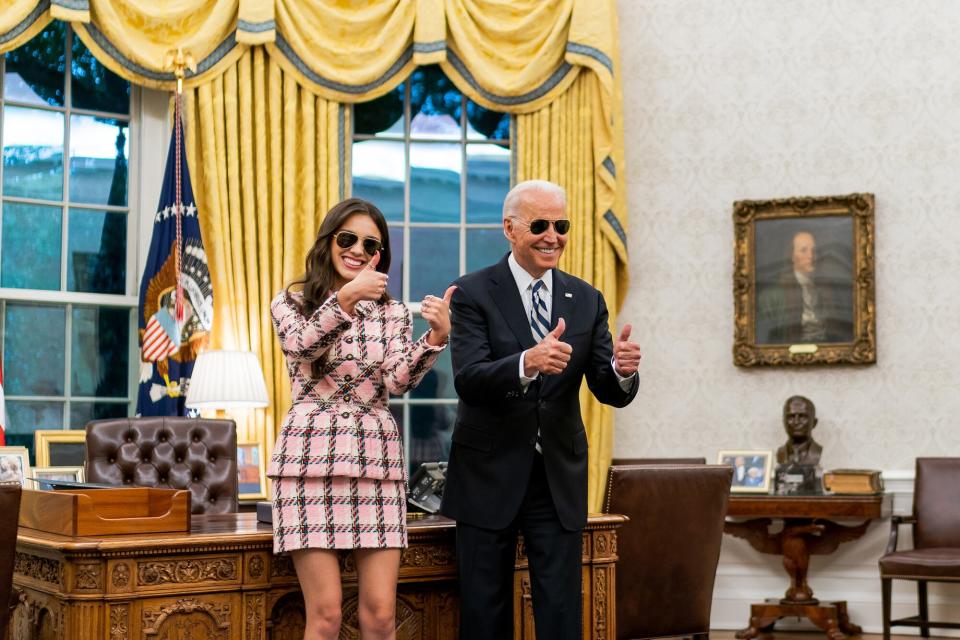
[613, 324, 641, 377]
[337, 251, 388, 314]
[524, 317, 572, 376]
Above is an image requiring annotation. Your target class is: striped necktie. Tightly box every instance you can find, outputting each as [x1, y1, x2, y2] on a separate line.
[530, 280, 550, 341]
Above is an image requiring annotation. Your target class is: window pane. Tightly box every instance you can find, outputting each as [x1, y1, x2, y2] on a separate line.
[71, 306, 130, 397]
[69, 115, 129, 206]
[466, 228, 509, 273]
[3, 22, 66, 107]
[3, 105, 65, 199]
[67, 208, 126, 293]
[410, 317, 455, 400]
[3, 303, 66, 395]
[410, 143, 460, 223]
[386, 224, 403, 299]
[409, 227, 458, 302]
[1, 202, 62, 290]
[466, 144, 511, 223]
[353, 84, 403, 136]
[69, 401, 128, 428]
[409, 65, 462, 140]
[352, 139, 404, 222]
[5, 400, 64, 460]
[466, 98, 510, 141]
[71, 35, 130, 114]
[408, 402, 453, 475]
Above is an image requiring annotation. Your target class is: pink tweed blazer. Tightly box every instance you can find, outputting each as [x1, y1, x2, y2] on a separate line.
[268, 291, 444, 481]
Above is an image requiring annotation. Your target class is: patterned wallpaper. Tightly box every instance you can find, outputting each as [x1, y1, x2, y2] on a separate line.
[615, 0, 960, 471]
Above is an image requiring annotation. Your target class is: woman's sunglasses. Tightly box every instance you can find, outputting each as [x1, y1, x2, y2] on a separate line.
[333, 231, 383, 257]
[510, 217, 571, 235]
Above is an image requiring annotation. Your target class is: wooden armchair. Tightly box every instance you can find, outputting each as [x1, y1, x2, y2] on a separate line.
[880, 457, 960, 639]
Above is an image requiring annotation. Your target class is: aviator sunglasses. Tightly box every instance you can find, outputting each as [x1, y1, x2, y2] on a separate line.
[333, 231, 383, 257]
[511, 217, 571, 235]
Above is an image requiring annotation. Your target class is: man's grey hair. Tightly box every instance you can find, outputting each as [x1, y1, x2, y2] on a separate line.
[502, 180, 567, 221]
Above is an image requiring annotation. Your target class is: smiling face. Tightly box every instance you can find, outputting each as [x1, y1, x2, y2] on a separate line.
[503, 188, 567, 278]
[330, 213, 382, 289]
[791, 231, 816, 275]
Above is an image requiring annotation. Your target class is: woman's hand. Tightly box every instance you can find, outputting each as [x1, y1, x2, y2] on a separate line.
[337, 252, 388, 315]
[422, 286, 456, 346]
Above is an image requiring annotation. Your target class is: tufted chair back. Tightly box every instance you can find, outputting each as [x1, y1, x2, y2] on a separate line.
[84, 417, 238, 514]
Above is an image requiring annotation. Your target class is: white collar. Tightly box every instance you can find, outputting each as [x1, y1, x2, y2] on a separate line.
[794, 270, 813, 286]
[508, 253, 553, 295]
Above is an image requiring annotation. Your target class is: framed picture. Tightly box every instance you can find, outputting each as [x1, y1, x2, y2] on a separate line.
[35, 430, 88, 467]
[237, 441, 267, 501]
[733, 193, 876, 366]
[0, 446, 32, 486]
[30, 466, 85, 490]
[717, 450, 774, 494]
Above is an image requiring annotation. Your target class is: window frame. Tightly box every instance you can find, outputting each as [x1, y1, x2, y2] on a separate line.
[351, 75, 514, 471]
[0, 24, 142, 435]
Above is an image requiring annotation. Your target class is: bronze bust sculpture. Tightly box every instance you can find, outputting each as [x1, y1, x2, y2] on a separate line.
[776, 395, 822, 466]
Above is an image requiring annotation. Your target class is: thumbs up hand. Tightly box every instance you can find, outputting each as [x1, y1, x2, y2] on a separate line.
[422, 285, 457, 346]
[523, 317, 573, 376]
[613, 323, 641, 377]
[337, 251, 389, 315]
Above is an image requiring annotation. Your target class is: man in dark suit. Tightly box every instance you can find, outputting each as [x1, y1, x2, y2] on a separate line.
[439, 180, 641, 640]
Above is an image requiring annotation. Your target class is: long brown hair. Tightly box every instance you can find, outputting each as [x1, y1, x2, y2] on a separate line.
[286, 198, 391, 374]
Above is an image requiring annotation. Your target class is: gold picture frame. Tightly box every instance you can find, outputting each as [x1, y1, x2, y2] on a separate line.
[733, 193, 876, 366]
[237, 440, 267, 501]
[34, 429, 88, 467]
[717, 450, 774, 494]
[0, 446, 32, 486]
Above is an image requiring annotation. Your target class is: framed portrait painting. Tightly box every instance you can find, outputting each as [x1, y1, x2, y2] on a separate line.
[0, 446, 32, 486]
[717, 450, 773, 494]
[733, 193, 876, 366]
[237, 441, 267, 501]
[35, 430, 87, 467]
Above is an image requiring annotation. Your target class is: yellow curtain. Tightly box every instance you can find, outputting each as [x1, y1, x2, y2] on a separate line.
[0, 0, 51, 53]
[183, 46, 345, 452]
[516, 69, 627, 511]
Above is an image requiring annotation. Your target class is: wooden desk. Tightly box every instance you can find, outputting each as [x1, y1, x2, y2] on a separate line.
[12, 513, 624, 640]
[724, 493, 892, 640]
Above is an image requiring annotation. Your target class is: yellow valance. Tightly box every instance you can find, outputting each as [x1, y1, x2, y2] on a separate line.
[0, 0, 614, 108]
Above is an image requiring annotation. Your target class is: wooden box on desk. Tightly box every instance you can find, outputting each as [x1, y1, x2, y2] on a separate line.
[18, 487, 191, 536]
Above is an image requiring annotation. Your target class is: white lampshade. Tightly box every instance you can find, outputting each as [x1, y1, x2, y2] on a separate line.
[185, 350, 269, 409]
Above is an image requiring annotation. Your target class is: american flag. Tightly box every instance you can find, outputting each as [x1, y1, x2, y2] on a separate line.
[135, 104, 212, 416]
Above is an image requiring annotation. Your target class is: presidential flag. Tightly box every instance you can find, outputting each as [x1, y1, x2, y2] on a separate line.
[136, 109, 212, 416]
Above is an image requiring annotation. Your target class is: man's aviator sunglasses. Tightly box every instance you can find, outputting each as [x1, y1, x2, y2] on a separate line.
[510, 217, 571, 235]
[334, 231, 383, 257]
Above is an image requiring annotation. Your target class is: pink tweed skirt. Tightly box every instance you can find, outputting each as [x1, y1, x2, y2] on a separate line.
[271, 475, 407, 553]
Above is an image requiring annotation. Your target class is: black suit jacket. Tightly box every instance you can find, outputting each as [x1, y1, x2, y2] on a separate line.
[439, 256, 637, 531]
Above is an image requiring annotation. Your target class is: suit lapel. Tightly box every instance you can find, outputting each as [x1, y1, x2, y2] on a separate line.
[489, 257, 537, 351]
[550, 269, 575, 334]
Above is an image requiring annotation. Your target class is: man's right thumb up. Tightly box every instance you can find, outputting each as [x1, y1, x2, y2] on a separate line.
[549, 317, 566, 340]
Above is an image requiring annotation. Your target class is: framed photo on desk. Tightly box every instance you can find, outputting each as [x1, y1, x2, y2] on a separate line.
[35, 430, 87, 467]
[0, 446, 31, 486]
[237, 441, 267, 501]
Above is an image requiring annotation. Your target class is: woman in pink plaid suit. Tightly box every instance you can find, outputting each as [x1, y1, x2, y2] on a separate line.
[269, 198, 453, 640]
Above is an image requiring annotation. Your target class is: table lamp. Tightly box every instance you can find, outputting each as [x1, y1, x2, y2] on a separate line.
[185, 350, 268, 413]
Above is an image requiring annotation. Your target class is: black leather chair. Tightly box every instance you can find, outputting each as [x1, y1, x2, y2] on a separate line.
[85, 417, 239, 514]
[604, 464, 732, 640]
[880, 457, 960, 639]
[0, 483, 22, 638]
